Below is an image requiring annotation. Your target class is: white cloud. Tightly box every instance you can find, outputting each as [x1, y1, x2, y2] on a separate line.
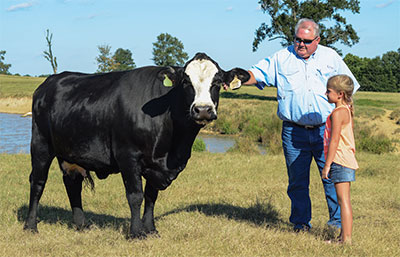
[376, 0, 395, 8]
[7, 2, 34, 12]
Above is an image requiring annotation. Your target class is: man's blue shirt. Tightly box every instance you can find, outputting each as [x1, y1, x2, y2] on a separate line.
[249, 45, 360, 126]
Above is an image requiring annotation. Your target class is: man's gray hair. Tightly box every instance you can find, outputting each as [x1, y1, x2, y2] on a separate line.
[295, 18, 320, 37]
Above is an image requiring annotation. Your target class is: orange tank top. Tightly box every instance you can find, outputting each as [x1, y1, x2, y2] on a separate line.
[324, 105, 359, 169]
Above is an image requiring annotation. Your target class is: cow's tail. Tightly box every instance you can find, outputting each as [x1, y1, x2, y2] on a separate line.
[84, 172, 95, 191]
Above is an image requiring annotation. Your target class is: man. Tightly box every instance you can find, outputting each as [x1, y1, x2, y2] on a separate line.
[241, 18, 360, 231]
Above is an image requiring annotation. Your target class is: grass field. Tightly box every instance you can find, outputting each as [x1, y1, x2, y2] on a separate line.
[0, 152, 399, 256]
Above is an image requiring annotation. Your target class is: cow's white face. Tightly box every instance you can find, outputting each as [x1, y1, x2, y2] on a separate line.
[185, 59, 219, 125]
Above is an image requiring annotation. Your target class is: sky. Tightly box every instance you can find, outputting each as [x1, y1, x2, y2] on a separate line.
[1, 0, 399, 76]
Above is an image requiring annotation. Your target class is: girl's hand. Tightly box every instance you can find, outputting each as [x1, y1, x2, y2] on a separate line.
[322, 166, 330, 180]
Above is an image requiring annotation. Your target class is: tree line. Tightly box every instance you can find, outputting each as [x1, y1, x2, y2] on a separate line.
[0, 31, 188, 76]
[1, 45, 398, 92]
[344, 49, 400, 92]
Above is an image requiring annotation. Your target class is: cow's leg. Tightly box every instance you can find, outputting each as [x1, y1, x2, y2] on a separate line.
[120, 163, 145, 239]
[62, 172, 86, 229]
[24, 127, 54, 232]
[142, 182, 159, 235]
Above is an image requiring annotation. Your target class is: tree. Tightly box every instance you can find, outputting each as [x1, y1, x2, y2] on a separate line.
[43, 29, 58, 74]
[113, 48, 136, 71]
[0, 50, 12, 74]
[96, 44, 118, 73]
[152, 33, 189, 66]
[344, 49, 400, 92]
[96, 45, 136, 72]
[381, 49, 400, 92]
[253, 0, 360, 54]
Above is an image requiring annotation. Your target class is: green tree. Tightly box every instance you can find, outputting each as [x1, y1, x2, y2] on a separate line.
[381, 49, 400, 92]
[253, 0, 360, 54]
[344, 50, 400, 92]
[0, 50, 12, 74]
[152, 33, 189, 66]
[96, 44, 118, 73]
[113, 48, 136, 71]
[43, 29, 58, 74]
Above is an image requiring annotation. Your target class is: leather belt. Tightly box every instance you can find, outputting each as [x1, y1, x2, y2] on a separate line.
[289, 122, 325, 129]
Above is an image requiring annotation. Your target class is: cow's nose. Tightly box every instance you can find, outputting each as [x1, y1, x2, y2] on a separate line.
[191, 105, 217, 122]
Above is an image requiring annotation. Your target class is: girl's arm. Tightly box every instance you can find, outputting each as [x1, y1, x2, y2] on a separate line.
[322, 108, 348, 179]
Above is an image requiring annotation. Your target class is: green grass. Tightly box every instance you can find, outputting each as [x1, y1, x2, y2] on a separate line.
[1, 153, 399, 256]
[0, 74, 45, 97]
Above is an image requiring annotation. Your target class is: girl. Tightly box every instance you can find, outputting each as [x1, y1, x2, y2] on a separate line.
[322, 74, 358, 244]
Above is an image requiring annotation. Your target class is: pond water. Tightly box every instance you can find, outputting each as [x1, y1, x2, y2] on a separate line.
[0, 113, 32, 154]
[0, 113, 235, 154]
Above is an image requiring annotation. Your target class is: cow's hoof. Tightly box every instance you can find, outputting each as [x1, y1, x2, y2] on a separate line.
[127, 231, 147, 240]
[76, 222, 91, 231]
[146, 229, 160, 238]
[23, 224, 38, 233]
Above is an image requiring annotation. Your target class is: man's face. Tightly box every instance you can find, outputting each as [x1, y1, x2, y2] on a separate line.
[294, 26, 320, 59]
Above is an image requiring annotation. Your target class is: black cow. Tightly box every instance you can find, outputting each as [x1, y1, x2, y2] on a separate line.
[24, 53, 249, 238]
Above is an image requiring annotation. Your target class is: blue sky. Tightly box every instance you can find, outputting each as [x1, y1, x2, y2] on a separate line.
[1, 0, 399, 76]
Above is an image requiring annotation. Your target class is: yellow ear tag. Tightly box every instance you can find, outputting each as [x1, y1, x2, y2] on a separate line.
[229, 75, 242, 90]
[163, 75, 173, 87]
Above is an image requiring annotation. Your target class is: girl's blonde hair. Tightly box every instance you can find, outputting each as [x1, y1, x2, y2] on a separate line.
[327, 74, 355, 116]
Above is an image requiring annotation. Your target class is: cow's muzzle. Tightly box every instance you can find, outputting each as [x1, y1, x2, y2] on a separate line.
[191, 105, 217, 125]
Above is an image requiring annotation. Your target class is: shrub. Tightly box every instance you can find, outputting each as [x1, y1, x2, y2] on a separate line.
[227, 137, 261, 154]
[354, 121, 395, 154]
[389, 109, 400, 124]
[357, 135, 395, 154]
[192, 138, 206, 152]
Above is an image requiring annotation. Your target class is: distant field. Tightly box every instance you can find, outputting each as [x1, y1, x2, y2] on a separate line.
[0, 74, 45, 98]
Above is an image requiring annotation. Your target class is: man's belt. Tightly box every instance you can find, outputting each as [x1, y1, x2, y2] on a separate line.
[290, 122, 325, 129]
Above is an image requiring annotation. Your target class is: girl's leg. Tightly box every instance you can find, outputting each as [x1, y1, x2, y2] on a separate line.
[335, 182, 352, 244]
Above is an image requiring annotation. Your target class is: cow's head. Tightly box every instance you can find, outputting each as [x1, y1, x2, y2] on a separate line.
[160, 53, 250, 125]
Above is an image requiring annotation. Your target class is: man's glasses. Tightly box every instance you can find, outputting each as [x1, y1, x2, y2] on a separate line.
[294, 36, 318, 45]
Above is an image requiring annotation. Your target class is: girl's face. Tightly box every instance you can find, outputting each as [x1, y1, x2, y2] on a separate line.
[325, 86, 342, 104]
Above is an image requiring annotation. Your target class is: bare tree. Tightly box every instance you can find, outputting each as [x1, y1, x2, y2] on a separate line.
[43, 29, 58, 74]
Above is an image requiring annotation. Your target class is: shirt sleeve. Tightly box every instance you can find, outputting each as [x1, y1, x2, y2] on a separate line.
[248, 55, 277, 90]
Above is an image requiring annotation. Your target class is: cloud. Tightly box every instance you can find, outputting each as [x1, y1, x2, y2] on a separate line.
[226, 6, 233, 12]
[6, 2, 34, 12]
[375, 0, 395, 8]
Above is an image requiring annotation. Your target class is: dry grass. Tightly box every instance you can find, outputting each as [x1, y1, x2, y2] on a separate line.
[1, 153, 399, 256]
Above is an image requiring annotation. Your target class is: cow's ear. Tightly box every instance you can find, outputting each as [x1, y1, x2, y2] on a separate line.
[224, 68, 250, 90]
[158, 66, 182, 88]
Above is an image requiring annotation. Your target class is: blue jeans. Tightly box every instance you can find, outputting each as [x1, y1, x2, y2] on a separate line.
[282, 121, 341, 229]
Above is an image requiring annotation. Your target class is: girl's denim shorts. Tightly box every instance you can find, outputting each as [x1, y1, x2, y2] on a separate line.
[329, 162, 356, 183]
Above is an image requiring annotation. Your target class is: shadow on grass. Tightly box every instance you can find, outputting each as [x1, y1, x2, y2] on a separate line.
[17, 203, 337, 241]
[221, 92, 277, 101]
[17, 200, 292, 234]
[17, 205, 128, 230]
[156, 200, 291, 231]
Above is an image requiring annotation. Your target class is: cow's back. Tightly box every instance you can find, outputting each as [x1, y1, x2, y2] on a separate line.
[32, 68, 172, 172]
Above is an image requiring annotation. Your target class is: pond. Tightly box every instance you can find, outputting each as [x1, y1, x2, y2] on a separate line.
[0, 113, 235, 154]
[0, 113, 32, 154]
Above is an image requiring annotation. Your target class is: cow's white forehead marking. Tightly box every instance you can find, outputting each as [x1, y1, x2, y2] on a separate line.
[185, 59, 218, 110]
[185, 59, 218, 86]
